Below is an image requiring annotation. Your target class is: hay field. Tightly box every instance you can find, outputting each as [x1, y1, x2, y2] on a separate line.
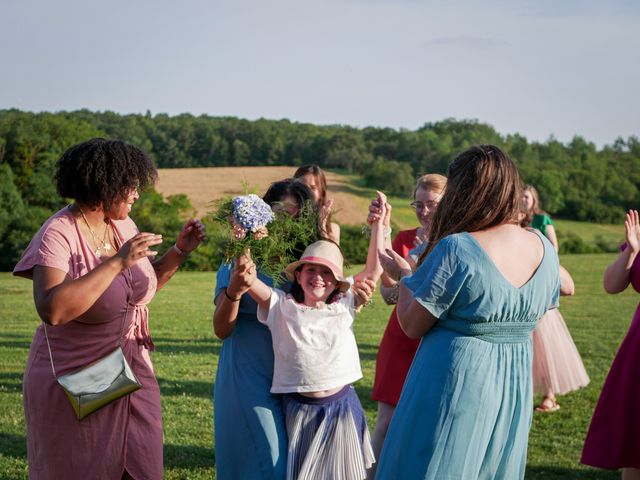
[156, 166, 373, 225]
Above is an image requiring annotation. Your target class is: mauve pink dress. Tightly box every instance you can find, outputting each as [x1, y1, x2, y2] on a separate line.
[581, 244, 640, 469]
[14, 207, 163, 480]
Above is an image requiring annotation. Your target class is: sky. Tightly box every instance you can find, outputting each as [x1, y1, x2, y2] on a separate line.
[1, 0, 638, 147]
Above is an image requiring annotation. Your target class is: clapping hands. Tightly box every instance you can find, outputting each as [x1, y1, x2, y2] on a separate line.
[176, 219, 206, 254]
[625, 210, 640, 254]
[379, 248, 412, 281]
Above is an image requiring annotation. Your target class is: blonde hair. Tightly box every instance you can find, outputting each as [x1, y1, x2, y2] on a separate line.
[414, 173, 447, 198]
[523, 185, 544, 215]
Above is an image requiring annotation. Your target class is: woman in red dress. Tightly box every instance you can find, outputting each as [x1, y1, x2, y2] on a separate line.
[368, 173, 446, 477]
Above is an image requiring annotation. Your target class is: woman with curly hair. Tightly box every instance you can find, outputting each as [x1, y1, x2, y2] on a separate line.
[13, 138, 205, 479]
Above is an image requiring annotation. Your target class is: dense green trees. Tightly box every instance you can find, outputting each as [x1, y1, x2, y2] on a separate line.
[1, 108, 638, 268]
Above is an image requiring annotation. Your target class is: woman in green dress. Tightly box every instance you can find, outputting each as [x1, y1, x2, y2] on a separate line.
[523, 185, 558, 251]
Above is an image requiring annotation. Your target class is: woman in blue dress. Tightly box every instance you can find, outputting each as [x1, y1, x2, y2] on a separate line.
[376, 145, 560, 479]
[212, 179, 319, 480]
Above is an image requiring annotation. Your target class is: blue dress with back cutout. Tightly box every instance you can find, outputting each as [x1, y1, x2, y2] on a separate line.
[376, 231, 560, 480]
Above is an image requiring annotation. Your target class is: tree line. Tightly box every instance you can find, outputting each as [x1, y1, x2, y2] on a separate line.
[0, 109, 638, 269]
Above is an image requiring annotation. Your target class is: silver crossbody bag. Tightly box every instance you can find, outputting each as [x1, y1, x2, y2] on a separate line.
[43, 269, 142, 420]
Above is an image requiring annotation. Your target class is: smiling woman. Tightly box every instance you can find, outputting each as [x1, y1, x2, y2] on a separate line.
[12, 138, 205, 480]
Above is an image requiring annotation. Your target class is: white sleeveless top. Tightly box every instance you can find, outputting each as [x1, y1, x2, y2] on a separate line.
[257, 287, 363, 393]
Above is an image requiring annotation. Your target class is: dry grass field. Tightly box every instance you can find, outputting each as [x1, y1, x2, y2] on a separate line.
[156, 166, 373, 225]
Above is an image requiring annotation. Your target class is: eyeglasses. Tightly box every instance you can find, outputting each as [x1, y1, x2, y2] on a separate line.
[410, 201, 439, 211]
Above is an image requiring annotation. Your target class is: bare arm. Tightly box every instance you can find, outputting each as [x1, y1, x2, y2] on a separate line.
[213, 253, 254, 339]
[559, 265, 575, 296]
[367, 197, 394, 287]
[327, 222, 341, 245]
[354, 191, 386, 284]
[378, 247, 438, 338]
[33, 233, 162, 325]
[153, 219, 205, 290]
[396, 281, 438, 339]
[244, 275, 272, 312]
[604, 210, 639, 294]
[546, 224, 559, 252]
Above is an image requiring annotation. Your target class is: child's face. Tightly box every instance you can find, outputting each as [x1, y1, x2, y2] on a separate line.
[295, 263, 337, 305]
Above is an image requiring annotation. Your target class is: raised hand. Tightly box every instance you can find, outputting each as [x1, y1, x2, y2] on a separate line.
[117, 233, 163, 268]
[176, 219, 206, 254]
[228, 250, 256, 298]
[625, 210, 640, 253]
[414, 226, 428, 248]
[367, 191, 389, 225]
[379, 248, 412, 281]
[319, 198, 334, 230]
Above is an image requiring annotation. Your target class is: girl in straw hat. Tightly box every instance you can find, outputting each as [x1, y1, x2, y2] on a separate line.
[238, 192, 387, 480]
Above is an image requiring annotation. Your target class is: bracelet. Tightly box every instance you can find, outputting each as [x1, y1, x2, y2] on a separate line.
[224, 288, 241, 302]
[383, 226, 392, 238]
[399, 269, 412, 280]
[173, 244, 189, 257]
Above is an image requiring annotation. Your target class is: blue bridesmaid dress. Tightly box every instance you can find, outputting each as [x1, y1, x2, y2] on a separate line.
[376, 231, 559, 480]
[214, 264, 287, 480]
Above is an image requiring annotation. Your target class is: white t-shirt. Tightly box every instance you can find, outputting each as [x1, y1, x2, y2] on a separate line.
[257, 287, 363, 394]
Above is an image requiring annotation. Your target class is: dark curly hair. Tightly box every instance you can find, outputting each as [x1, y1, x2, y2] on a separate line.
[55, 138, 157, 209]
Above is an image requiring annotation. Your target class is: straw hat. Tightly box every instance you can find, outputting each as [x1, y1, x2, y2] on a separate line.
[284, 240, 351, 292]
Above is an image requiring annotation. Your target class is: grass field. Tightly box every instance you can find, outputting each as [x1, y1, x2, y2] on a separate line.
[0, 253, 635, 478]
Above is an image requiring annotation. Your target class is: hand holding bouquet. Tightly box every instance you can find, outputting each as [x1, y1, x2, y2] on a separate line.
[210, 193, 318, 284]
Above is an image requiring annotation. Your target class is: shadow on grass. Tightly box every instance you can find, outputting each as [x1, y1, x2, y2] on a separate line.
[153, 337, 221, 357]
[0, 433, 27, 459]
[525, 465, 619, 479]
[0, 339, 32, 349]
[164, 443, 215, 469]
[354, 384, 375, 412]
[0, 372, 23, 393]
[357, 342, 382, 363]
[157, 377, 214, 399]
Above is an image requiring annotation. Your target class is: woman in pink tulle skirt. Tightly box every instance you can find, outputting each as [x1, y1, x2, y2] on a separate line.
[582, 210, 640, 478]
[531, 266, 589, 412]
[521, 190, 589, 412]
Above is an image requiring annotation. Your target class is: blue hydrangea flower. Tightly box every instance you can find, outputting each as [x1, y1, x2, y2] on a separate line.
[232, 194, 274, 232]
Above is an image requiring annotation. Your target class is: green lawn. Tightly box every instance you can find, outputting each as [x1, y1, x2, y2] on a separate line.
[0, 254, 634, 479]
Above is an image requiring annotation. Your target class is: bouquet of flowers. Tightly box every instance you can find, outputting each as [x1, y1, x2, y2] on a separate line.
[210, 193, 318, 284]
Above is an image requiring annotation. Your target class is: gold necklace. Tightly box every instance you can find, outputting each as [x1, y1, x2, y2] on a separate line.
[77, 205, 113, 258]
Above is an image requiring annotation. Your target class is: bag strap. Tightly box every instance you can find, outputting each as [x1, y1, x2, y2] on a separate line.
[43, 268, 133, 379]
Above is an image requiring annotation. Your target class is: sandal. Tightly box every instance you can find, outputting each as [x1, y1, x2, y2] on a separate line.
[535, 397, 560, 413]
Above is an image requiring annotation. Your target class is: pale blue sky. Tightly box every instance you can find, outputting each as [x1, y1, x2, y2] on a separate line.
[1, 0, 638, 146]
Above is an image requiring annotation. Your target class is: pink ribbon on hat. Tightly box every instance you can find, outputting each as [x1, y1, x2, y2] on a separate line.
[299, 255, 344, 278]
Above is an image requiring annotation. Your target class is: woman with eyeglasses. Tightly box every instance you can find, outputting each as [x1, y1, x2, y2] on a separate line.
[366, 173, 446, 478]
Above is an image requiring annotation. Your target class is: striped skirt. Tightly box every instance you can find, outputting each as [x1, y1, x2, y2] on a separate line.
[283, 385, 375, 480]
